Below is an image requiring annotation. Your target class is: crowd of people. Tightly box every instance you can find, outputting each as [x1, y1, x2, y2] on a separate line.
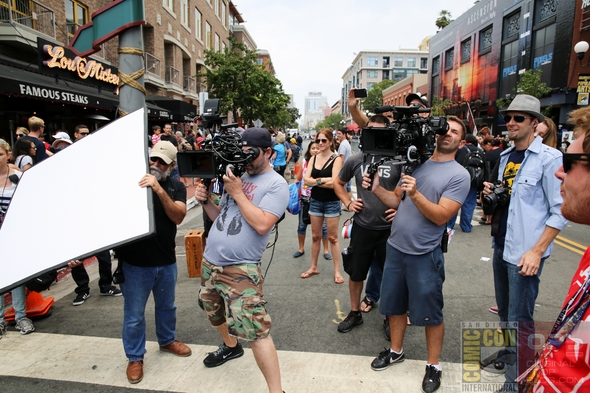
[2, 91, 590, 393]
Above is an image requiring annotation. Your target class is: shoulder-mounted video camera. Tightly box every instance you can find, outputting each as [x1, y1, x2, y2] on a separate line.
[177, 99, 257, 182]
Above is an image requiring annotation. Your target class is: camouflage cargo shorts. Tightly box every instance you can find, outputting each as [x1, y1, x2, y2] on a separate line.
[199, 259, 271, 341]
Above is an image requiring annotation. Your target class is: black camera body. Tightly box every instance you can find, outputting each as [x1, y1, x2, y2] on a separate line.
[360, 105, 449, 162]
[482, 182, 510, 208]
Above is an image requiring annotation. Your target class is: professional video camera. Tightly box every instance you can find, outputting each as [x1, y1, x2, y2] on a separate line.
[177, 99, 256, 182]
[361, 105, 450, 190]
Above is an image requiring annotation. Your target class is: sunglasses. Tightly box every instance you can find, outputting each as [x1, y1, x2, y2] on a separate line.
[78, 132, 89, 136]
[149, 156, 169, 166]
[16, 134, 24, 137]
[563, 153, 590, 173]
[315, 138, 329, 143]
[503, 115, 534, 123]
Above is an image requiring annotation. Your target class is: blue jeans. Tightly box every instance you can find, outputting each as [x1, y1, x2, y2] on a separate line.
[447, 187, 478, 232]
[492, 246, 545, 384]
[0, 285, 26, 321]
[120, 262, 178, 361]
[364, 253, 383, 303]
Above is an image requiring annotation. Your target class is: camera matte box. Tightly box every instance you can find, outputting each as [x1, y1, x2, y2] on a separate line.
[177, 150, 217, 178]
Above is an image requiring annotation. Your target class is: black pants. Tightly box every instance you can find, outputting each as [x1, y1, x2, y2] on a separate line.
[71, 250, 113, 294]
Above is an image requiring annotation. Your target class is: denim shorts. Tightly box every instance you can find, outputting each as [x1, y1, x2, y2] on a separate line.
[309, 198, 341, 218]
[380, 243, 445, 326]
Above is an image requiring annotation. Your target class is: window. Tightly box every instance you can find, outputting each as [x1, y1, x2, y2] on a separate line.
[382, 70, 389, 80]
[532, 23, 555, 86]
[222, 42, 226, 53]
[65, 0, 88, 41]
[367, 70, 378, 78]
[180, 0, 188, 27]
[195, 8, 202, 40]
[500, 40, 519, 98]
[367, 57, 378, 66]
[222, 2, 227, 27]
[432, 56, 440, 75]
[445, 48, 454, 71]
[420, 58, 428, 69]
[382, 57, 390, 68]
[479, 26, 493, 54]
[407, 58, 416, 68]
[503, 11, 521, 40]
[393, 71, 405, 81]
[367, 82, 375, 89]
[394, 57, 403, 67]
[461, 38, 471, 63]
[256, 58, 263, 65]
[163, 0, 173, 12]
[206, 22, 212, 49]
[215, 0, 220, 17]
[215, 34, 220, 52]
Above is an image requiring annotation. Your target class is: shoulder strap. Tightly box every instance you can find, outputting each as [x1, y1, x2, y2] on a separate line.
[321, 154, 338, 171]
[9, 173, 19, 184]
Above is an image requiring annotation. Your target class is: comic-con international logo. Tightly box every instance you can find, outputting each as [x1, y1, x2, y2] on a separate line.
[461, 321, 518, 391]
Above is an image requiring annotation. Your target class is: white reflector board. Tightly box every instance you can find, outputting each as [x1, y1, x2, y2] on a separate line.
[0, 108, 154, 293]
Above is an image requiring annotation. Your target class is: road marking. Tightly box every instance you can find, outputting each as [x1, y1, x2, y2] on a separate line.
[555, 235, 586, 256]
[332, 299, 347, 324]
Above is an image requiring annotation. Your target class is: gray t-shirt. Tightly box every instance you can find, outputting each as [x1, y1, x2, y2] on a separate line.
[338, 139, 352, 163]
[204, 169, 289, 266]
[338, 153, 401, 230]
[389, 159, 470, 255]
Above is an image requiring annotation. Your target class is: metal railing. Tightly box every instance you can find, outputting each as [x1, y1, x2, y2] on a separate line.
[183, 75, 195, 92]
[145, 52, 161, 77]
[0, 0, 56, 38]
[165, 65, 179, 86]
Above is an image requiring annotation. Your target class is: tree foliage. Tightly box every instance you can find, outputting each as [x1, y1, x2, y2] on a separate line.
[198, 37, 290, 126]
[436, 10, 453, 30]
[316, 113, 345, 131]
[496, 69, 552, 113]
[431, 96, 452, 116]
[361, 79, 396, 114]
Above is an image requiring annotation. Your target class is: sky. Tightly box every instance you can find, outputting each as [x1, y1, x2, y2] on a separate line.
[235, 0, 476, 124]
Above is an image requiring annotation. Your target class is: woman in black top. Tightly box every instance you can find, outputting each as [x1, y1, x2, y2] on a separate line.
[301, 129, 344, 284]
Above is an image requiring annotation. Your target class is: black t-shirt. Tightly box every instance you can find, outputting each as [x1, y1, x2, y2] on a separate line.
[485, 148, 502, 181]
[115, 177, 186, 267]
[160, 134, 178, 146]
[494, 149, 525, 248]
[21, 136, 49, 163]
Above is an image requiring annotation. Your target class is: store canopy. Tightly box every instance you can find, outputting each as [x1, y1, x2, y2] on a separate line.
[0, 63, 118, 111]
[146, 96, 197, 122]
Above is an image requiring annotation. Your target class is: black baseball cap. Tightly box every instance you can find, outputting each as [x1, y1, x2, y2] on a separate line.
[241, 128, 272, 148]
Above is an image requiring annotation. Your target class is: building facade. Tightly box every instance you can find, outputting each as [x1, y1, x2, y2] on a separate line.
[382, 74, 428, 107]
[0, 0, 251, 143]
[304, 91, 328, 130]
[428, 0, 578, 132]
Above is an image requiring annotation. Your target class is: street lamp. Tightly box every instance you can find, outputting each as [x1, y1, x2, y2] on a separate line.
[574, 41, 590, 67]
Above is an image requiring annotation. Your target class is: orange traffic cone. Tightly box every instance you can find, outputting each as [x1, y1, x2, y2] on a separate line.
[4, 290, 54, 322]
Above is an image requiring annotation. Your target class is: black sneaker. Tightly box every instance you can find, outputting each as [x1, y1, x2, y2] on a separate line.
[100, 286, 122, 296]
[203, 342, 244, 368]
[422, 365, 442, 393]
[371, 348, 405, 371]
[337, 310, 363, 333]
[383, 318, 390, 341]
[72, 292, 90, 306]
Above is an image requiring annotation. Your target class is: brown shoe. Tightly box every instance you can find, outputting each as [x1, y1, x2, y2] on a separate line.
[126, 360, 143, 384]
[160, 340, 192, 357]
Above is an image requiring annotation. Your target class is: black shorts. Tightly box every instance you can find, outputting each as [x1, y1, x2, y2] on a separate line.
[343, 223, 389, 282]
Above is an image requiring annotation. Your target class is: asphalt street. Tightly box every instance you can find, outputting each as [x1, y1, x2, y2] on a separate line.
[0, 175, 587, 392]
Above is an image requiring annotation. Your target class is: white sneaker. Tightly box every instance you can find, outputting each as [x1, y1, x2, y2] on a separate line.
[15, 317, 35, 335]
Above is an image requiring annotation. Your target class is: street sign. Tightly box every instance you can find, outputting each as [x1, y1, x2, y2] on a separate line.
[69, 0, 145, 57]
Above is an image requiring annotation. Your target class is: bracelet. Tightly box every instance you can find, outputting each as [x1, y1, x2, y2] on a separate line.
[347, 201, 353, 210]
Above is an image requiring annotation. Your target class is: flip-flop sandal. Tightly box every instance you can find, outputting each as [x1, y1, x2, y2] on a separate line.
[334, 276, 344, 284]
[301, 271, 320, 279]
[360, 296, 374, 313]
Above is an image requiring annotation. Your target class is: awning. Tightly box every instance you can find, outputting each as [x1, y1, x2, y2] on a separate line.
[146, 103, 171, 119]
[0, 63, 118, 111]
[146, 96, 197, 122]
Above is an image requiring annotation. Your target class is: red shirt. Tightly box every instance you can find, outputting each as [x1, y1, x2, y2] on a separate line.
[535, 247, 590, 392]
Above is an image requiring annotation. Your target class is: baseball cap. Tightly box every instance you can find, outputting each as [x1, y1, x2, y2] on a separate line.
[406, 93, 429, 107]
[51, 132, 72, 148]
[241, 127, 272, 148]
[150, 141, 177, 164]
[290, 138, 296, 143]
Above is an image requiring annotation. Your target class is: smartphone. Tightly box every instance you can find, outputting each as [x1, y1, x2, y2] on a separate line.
[353, 88, 368, 98]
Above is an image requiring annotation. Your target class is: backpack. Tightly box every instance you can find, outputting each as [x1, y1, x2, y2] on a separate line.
[291, 145, 300, 162]
[462, 146, 486, 190]
[25, 270, 58, 292]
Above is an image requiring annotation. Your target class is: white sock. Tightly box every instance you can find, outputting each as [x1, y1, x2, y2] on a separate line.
[389, 348, 403, 355]
[427, 363, 442, 371]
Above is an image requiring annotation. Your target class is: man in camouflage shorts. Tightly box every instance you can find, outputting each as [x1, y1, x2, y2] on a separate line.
[195, 128, 289, 393]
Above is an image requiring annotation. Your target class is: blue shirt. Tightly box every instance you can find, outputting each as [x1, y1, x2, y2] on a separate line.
[492, 136, 567, 264]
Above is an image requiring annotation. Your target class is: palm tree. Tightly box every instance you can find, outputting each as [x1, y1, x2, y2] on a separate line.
[436, 10, 453, 30]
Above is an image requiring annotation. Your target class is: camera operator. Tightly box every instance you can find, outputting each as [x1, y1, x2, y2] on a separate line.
[481, 95, 566, 391]
[362, 115, 470, 393]
[347, 89, 428, 127]
[194, 128, 288, 393]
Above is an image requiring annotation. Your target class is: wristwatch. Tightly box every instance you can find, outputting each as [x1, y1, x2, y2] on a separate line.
[316, 179, 322, 185]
